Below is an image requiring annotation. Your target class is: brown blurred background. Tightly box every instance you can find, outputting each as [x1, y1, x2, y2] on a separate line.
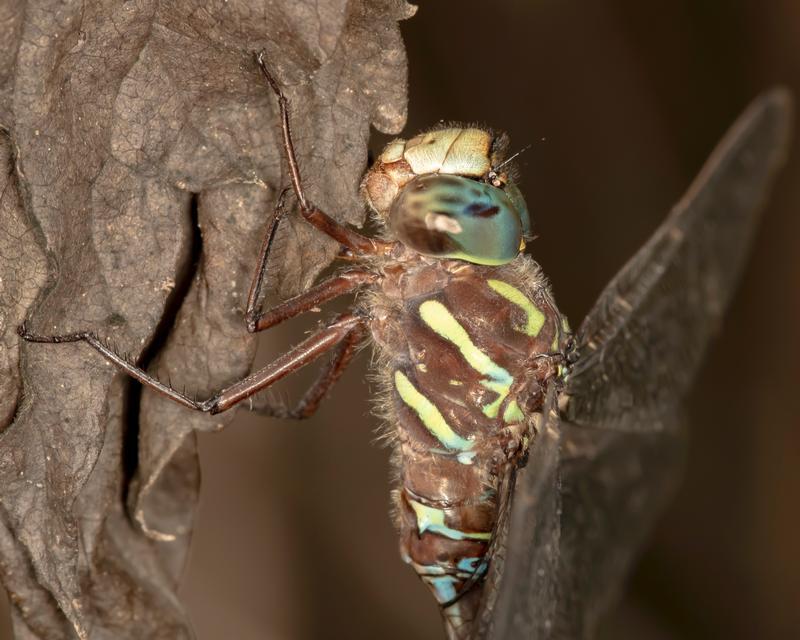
[4, 1, 799, 639]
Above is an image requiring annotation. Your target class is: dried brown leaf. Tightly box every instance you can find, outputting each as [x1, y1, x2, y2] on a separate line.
[0, 2, 412, 638]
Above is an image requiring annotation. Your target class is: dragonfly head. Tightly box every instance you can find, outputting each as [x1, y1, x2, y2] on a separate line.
[362, 126, 531, 266]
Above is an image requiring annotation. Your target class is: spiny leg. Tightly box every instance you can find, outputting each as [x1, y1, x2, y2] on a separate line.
[243, 152, 379, 331]
[18, 327, 202, 410]
[244, 185, 378, 332]
[20, 198, 377, 420]
[254, 50, 396, 257]
[251, 321, 366, 419]
[212, 313, 364, 413]
[239, 210, 375, 412]
[245, 185, 291, 331]
[247, 267, 378, 333]
[18, 314, 364, 415]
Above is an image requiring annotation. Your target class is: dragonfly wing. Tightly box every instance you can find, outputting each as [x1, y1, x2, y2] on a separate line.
[552, 415, 684, 637]
[478, 385, 562, 640]
[562, 90, 792, 431]
[475, 407, 684, 640]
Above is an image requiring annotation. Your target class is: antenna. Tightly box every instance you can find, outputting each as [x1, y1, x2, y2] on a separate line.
[493, 143, 533, 171]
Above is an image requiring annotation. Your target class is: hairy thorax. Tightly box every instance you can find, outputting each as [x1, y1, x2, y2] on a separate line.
[365, 248, 569, 634]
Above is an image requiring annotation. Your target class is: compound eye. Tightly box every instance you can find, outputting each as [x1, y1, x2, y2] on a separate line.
[504, 182, 532, 236]
[388, 174, 525, 266]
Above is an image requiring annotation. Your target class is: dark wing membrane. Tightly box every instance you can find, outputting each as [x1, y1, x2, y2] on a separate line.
[563, 90, 792, 431]
[551, 417, 684, 638]
[474, 404, 684, 640]
[476, 386, 561, 640]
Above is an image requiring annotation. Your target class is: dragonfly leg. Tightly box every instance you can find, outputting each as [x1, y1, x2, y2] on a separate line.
[18, 313, 364, 415]
[244, 189, 379, 332]
[254, 50, 396, 257]
[250, 320, 366, 419]
[245, 186, 291, 330]
[247, 267, 378, 333]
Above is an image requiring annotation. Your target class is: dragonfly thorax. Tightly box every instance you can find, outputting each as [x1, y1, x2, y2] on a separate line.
[362, 126, 532, 266]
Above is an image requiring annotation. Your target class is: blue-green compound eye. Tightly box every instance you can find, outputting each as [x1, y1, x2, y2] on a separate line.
[389, 175, 528, 266]
[504, 182, 532, 237]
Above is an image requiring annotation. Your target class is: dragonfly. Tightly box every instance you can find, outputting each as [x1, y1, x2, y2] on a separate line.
[18, 49, 791, 640]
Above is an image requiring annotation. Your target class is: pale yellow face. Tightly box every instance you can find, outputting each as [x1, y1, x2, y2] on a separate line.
[361, 127, 494, 218]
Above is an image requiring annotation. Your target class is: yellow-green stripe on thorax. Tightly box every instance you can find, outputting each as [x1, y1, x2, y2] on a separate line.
[418, 299, 516, 420]
[394, 370, 474, 451]
[487, 279, 545, 337]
